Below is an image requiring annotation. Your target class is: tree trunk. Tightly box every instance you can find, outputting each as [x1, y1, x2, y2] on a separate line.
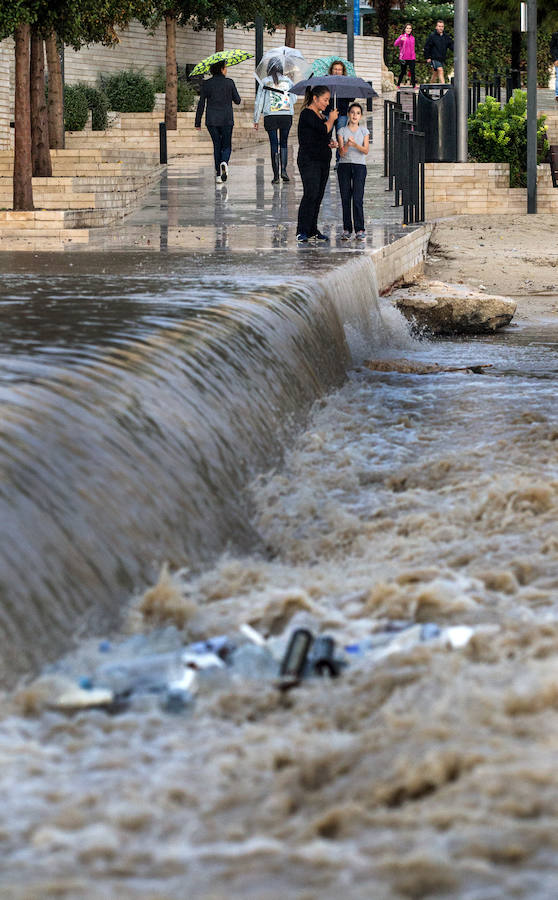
[376, 0, 391, 65]
[165, 15, 178, 131]
[215, 19, 224, 52]
[30, 29, 52, 177]
[285, 23, 296, 48]
[45, 31, 64, 149]
[13, 23, 34, 211]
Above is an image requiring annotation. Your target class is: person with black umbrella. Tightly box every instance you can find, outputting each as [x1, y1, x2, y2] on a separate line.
[296, 86, 338, 244]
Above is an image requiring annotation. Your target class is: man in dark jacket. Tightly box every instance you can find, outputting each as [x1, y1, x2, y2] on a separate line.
[424, 20, 454, 84]
[551, 32, 558, 103]
[195, 60, 241, 183]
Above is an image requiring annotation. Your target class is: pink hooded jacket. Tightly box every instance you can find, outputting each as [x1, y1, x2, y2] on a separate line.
[394, 33, 416, 62]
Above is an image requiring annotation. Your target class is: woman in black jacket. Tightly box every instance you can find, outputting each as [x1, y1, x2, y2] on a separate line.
[296, 86, 338, 243]
[195, 60, 241, 183]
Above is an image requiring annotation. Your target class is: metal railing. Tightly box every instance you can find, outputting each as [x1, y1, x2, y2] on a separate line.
[467, 68, 521, 115]
[384, 97, 426, 225]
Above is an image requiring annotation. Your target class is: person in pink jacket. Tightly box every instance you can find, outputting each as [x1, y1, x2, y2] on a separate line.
[394, 24, 417, 89]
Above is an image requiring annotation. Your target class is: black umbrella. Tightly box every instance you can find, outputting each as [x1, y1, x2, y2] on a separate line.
[290, 75, 379, 99]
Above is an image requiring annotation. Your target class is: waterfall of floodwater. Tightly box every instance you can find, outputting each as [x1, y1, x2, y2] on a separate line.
[0, 254, 400, 686]
[3, 256, 558, 898]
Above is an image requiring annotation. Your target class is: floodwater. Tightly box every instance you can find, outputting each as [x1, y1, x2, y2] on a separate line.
[2, 250, 558, 897]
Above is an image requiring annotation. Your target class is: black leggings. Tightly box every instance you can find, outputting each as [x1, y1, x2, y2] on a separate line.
[397, 60, 416, 86]
[296, 156, 330, 237]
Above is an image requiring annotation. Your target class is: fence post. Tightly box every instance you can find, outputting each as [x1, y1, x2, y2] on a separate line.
[159, 122, 167, 164]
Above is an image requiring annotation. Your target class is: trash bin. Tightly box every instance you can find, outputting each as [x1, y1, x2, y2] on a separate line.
[416, 84, 457, 163]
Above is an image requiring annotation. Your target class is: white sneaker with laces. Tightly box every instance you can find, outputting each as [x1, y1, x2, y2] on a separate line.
[216, 174, 223, 183]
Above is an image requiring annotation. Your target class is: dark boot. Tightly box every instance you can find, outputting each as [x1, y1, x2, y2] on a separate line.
[271, 152, 280, 185]
[280, 147, 290, 182]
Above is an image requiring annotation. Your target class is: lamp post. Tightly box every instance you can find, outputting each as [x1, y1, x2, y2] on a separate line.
[526, 0, 537, 213]
[347, 0, 354, 65]
[454, 0, 468, 162]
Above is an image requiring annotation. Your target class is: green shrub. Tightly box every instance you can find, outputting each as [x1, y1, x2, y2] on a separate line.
[99, 69, 155, 113]
[152, 66, 166, 93]
[151, 66, 197, 111]
[177, 81, 197, 112]
[78, 83, 109, 130]
[468, 90, 548, 187]
[64, 84, 89, 131]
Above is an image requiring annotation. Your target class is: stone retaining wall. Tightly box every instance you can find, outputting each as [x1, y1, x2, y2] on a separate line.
[425, 162, 558, 218]
[0, 26, 382, 150]
[0, 39, 11, 150]
[372, 224, 433, 293]
[61, 23, 383, 103]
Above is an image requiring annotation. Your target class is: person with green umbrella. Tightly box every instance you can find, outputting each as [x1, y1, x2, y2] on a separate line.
[194, 59, 242, 184]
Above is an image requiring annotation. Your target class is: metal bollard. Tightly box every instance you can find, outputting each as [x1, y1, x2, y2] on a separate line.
[159, 122, 167, 165]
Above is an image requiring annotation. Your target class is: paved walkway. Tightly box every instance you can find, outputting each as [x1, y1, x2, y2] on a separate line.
[84, 101, 410, 257]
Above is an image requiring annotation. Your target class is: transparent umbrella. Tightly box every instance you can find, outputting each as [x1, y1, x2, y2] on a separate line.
[255, 47, 312, 86]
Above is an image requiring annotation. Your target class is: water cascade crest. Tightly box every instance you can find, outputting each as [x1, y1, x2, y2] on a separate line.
[0, 254, 401, 686]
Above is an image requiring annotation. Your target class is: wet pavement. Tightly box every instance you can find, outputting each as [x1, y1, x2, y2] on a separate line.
[73, 104, 409, 257]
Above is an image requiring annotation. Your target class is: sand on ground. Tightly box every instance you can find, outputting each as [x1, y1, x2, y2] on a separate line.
[423, 214, 558, 321]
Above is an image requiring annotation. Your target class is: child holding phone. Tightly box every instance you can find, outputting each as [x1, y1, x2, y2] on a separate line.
[337, 102, 370, 241]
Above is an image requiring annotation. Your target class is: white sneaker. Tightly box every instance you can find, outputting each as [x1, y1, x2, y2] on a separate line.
[216, 174, 223, 184]
[220, 162, 228, 182]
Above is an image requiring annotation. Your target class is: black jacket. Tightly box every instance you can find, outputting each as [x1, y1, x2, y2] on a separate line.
[551, 32, 558, 60]
[195, 74, 241, 128]
[424, 31, 454, 63]
[297, 107, 332, 164]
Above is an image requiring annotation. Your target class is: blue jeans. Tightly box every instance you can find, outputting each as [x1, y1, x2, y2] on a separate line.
[334, 115, 348, 164]
[337, 163, 367, 233]
[207, 124, 233, 174]
[555, 63, 558, 97]
[264, 115, 292, 154]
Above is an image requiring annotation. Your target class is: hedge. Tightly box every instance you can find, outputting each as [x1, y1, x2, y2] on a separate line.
[78, 84, 109, 130]
[99, 69, 155, 113]
[64, 84, 89, 132]
[468, 90, 549, 186]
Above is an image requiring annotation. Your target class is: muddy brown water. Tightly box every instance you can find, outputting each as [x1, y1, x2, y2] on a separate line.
[1, 250, 558, 898]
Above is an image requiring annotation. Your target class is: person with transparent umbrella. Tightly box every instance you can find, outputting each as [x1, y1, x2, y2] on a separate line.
[254, 48, 312, 184]
[254, 58, 296, 184]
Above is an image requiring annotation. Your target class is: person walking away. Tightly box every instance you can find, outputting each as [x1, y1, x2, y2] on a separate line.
[337, 102, 369, 241]
[195, 60, 241, 183]
[551, 31, 558, 103]
[394, 24, 417, 89]
[254, 59, 295, 184]
[296, 86, 338, 243]
[424, 20, 454, 85]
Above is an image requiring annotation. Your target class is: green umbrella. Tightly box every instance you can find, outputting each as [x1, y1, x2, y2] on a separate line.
[311, 55, 356, 78]
[190, 49, 254, 77]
